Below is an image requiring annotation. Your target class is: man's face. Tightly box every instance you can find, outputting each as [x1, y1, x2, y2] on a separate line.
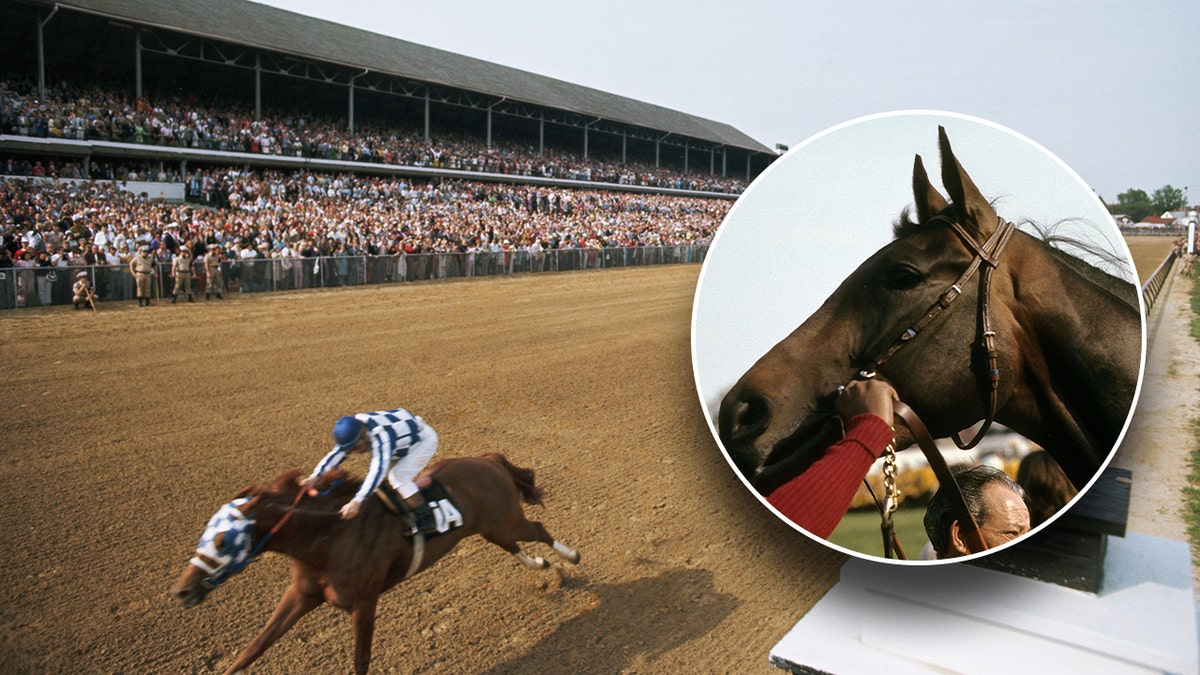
[976, 482, 1030, 549]
[948, 482, 1030, 557]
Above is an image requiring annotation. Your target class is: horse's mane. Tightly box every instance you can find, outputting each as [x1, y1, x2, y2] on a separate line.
[893, 207, 1138, 311]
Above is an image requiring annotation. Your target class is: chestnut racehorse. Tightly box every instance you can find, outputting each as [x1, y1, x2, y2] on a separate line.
[719, 127, 1140, 496]
[171, 453, 580, 674]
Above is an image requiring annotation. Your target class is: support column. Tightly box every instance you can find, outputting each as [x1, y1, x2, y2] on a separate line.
[746, 155, 752, 182]
[35, 7, 59, 99]
[254, 52, 262, 120]
[722, 148, 727, 177]
[538, 113, 544, 155]
[621, 132, 627, 164]
[134, 30, 143, 100]
[348, 82, 355, 135]
[423, 90, 430, 142]
[487, 107, 492, 148]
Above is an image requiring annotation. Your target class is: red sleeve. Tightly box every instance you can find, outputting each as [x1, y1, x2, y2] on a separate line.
[765, 414, 894, 538]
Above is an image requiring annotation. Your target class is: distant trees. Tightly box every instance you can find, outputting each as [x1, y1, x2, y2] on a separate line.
[1110, 184, 1188, 223]
[1152, 185, 1187, 213]
[1114, 188, 1153, 222]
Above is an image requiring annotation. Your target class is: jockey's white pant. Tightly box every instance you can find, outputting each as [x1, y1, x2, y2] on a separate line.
[387, 422, 438, 500]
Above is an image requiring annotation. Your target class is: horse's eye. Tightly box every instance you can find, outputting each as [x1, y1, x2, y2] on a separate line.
[884, 265, 923, 289]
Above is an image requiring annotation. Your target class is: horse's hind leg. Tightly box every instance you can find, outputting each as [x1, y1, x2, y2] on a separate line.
[484, 518, 581, 569]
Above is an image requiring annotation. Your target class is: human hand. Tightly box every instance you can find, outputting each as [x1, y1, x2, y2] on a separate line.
[834, 379, 898, 427]
[340, 501, 360, 519]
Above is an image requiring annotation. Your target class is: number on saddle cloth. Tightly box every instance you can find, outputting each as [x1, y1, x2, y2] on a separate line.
[373, 480, 464, 535]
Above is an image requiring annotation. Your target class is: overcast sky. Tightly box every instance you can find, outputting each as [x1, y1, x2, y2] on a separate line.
[252, 0, 1198, 204]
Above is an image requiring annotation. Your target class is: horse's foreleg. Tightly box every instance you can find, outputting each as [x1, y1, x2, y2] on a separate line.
[351, 600, 378, 675]
[224, 585, 322, 675]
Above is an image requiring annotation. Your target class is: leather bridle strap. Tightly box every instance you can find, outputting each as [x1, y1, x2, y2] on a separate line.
[860, 217, 1017, 450]
[894, 401, 988, 554]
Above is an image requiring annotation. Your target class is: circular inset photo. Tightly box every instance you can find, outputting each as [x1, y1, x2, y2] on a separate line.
[691, 111, 1145, 564]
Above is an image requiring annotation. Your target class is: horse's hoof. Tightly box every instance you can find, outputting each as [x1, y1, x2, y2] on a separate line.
[567, 551, 581, 565]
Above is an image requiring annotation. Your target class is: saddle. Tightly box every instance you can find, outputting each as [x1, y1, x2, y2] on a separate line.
[373, 479, 464, 536]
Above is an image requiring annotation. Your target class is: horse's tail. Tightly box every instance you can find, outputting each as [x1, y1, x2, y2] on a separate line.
[482, 453, 544, 506]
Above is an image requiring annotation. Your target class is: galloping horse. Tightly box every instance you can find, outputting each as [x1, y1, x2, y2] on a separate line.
[719, 127, 1140, 497]
[170, 453, 580, 675]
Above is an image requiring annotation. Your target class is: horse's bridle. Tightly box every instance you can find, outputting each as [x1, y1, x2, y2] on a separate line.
[746, 215, 1017, 557]
[856, 215, 1017, 558]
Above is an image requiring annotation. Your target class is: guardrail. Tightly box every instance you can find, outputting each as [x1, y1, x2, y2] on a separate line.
[1141, 251, 1177, 313]
[0, 245, 708, 309]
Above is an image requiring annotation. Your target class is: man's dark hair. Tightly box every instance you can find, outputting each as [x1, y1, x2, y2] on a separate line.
[923, 464, 1025, 558]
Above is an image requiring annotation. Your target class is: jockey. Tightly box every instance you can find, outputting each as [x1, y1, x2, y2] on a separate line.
[301, 408, 439, 535]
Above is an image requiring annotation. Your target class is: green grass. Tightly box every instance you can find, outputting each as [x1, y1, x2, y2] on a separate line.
[1191, 273, 1200, 340]
[1187, 278, 1200, 556]
[828, 506, 930, 559]
[1185, 418, 1200, 554]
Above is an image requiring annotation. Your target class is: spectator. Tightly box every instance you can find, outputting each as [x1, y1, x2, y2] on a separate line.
[1016, 450, 1078, 528]
[923, 465, 1030, 559]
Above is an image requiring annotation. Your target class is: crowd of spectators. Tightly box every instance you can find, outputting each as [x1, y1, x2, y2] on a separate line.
[0, 75, 750, 194]
[1, 155, 178, 183]
[0, 166, 726, 298]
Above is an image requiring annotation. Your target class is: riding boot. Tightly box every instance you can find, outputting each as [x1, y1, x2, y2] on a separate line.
[187, 294, 194, 303]
[404, 496, 437, 536]
[205, 292, 210, 300]
[172, 294, 177, 304]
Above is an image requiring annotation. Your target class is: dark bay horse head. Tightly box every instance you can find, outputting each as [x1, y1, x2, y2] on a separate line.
[719, 127, 1140, 492]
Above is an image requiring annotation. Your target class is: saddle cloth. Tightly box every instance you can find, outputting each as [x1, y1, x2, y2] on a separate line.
[374, 480, 464, 535]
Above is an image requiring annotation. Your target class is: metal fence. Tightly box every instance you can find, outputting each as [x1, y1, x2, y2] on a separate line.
[1140, 250, 1177, 313]
[0, 245, 708, 309]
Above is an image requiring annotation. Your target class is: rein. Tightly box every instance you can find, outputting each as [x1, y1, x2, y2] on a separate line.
[859, 216, 1016, 558]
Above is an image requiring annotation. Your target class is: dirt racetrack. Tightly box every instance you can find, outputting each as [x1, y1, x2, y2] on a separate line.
[0, 265, 846, 674]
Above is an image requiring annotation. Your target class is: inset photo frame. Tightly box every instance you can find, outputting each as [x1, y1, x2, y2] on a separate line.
[691, 111, 1145, 564]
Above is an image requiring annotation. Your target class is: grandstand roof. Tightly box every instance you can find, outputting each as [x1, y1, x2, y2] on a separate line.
[24, 0, 773, 154]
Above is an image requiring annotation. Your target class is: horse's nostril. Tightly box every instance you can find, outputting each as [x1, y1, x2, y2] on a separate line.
[724, 392, 771, 440]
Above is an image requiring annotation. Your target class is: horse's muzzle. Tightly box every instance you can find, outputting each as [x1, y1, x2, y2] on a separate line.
[718, 389, 774, 478]
[170, 567, 212, 607]
[171, 583, 209, 607]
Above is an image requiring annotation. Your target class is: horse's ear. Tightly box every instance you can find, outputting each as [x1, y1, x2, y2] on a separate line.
[938, 126, 997, 241]
[912, 154, 948, 223]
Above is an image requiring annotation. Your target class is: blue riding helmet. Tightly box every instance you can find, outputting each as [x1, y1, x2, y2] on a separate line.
[333, 415, 365, 451]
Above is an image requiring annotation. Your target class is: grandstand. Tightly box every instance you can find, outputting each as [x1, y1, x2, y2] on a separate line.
[0, 0, 782, 308]
[0, 0, 777, 192]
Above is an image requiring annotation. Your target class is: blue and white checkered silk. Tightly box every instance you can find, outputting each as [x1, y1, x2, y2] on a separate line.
[191, 498, 255, 577]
